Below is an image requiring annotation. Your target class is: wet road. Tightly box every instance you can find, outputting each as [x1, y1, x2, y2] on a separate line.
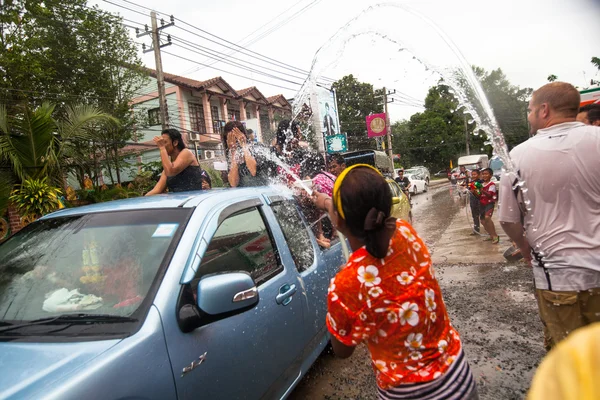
[290, 181, 544, 400]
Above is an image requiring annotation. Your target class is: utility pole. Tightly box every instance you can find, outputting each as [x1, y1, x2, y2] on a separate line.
[138, 13, 174, 131]
[383, 88, 395, 170]
[464, 114, 470, 155]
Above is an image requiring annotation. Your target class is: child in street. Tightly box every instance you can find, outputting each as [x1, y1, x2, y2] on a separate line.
[480, 168, 499, 243]
[467, 169, 483, 235]
[312, 164, 477, 400]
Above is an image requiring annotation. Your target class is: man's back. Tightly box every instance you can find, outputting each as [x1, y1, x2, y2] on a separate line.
[499, 122, 600, 277]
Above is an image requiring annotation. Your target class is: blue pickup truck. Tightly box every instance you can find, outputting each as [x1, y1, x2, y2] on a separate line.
[0, 187, 347, 399]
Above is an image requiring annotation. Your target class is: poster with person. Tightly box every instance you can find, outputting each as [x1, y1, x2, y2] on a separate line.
[317, 87, 340, 137]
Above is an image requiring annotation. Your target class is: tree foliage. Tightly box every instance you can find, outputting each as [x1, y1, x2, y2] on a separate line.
[331, 75, 384, 150]
[393, 84, 487, 171]
[0, 102, 118, 210]
[0, 0, 149, 185]
[473, 67, 532, 149]
[392, 67, 531, 171]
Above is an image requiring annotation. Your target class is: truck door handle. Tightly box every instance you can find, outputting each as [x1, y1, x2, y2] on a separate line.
[276, 284, 297, 306]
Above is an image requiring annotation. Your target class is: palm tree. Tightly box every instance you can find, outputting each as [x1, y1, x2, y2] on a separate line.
[0, 102, 118, 213]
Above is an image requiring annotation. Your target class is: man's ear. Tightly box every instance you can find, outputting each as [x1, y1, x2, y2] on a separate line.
[540, 103, 550, 119]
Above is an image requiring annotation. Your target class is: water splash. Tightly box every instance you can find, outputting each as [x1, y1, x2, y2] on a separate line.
[292, 2, 518, 178]
[252, 145, 314, 195]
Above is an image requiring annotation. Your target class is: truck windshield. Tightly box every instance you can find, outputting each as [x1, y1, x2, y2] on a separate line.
[0, 209, 190, 326]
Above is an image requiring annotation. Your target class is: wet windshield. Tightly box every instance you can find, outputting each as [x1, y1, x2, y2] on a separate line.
[0, 209, 189, 324]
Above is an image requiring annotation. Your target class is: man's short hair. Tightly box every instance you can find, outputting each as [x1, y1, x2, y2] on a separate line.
[579, 103, 600, 125]
[532, 82, 580, 118]
[482, 167, 493, 175]
[328, 153, 345, 166]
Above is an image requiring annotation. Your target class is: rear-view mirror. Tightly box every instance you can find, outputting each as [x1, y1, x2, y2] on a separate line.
[197, 271, 258, 315]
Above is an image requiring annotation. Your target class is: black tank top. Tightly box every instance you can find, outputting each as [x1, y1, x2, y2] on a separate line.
[166, 164, 203, 192]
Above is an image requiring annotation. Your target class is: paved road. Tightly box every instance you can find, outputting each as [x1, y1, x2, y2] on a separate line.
[289, 182, 545, 400]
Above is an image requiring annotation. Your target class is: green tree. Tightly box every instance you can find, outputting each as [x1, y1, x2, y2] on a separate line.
[472, 67, 532, 149]
[0, 102, 117, 211]
[392, 84, 487, 171]
[0, 0, 148, 184]
[331, 75, 384, 150]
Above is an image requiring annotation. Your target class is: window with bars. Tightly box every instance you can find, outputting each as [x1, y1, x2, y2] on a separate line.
[211, 106, 219, 120]
[228, 108, 241, 122]
[148, 108, 160, 126]
[188, 103, 205, 133]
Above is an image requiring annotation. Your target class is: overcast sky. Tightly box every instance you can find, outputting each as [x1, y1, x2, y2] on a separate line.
[92, 0, 600, 121]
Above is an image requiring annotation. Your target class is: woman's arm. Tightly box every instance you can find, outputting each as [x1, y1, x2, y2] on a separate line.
[145, 172, 167, 196]
[228, 151, 240, 187]
[154, 137, 194, 177]
[233, 129, 257, 176]
[242, 146, 257, 176]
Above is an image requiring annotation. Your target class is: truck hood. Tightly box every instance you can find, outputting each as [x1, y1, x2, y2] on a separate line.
[0, 339, 120, 399]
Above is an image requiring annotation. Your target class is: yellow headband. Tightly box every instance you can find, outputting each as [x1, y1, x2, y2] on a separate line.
[333, 164, 383, 220]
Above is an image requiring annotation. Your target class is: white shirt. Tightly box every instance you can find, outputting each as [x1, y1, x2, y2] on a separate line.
[498, 122, 600, 291]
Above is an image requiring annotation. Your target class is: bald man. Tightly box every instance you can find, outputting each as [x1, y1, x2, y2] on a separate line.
[498, 82, 600, 349]
[577, 103, 600, 126]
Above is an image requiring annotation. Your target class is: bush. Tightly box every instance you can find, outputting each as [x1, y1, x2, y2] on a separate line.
[129, 170, 156, 195]
[9, 177, 62, 221]
[205, 167, 224, 188]
[76, 186, 140, 204]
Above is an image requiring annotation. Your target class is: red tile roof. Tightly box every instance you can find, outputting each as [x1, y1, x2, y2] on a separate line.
[236, 86, 269, 104]
[267, 94, 292, 109]
[120, 140, 156, 155]
[145, 68, 238, 96]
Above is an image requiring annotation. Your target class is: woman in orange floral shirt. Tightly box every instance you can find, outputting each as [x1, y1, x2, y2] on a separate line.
[313, 164, 477, 399]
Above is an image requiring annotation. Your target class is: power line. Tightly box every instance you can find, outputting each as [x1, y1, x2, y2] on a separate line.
[104, 0, 335, 82]
[170, 35, 314, 83]
[170, 41, 304, 87]
[184, 0, 307, 74]
[161, 50, 297, 91]
[245, 0, 321, 47]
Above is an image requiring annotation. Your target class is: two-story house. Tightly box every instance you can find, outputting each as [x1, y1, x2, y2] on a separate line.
[127, 69, 292, 169]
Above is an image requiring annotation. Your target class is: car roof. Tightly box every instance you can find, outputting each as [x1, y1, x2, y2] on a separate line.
[43, 187, 282, 219]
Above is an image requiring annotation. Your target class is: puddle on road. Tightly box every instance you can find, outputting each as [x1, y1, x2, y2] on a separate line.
[436, 264, 496, 283]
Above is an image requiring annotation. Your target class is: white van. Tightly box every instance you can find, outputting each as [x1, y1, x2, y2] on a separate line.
[458, 154, 489, 170]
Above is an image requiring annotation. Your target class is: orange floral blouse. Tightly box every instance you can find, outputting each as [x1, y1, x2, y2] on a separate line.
[326, 219, 462, 390]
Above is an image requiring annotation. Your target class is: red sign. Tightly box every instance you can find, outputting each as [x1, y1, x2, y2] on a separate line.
[366, 113, 387, 138]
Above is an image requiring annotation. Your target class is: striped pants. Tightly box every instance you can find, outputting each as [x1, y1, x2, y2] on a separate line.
[377, 351, 478, 400]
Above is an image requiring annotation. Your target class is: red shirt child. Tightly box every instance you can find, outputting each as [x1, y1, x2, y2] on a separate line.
[479, 181, 497, 206]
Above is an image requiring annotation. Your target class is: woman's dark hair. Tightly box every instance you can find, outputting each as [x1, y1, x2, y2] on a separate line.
[221, 121, 247, 151]
[276, 119, 292, 148]
[339, 167, 394, 258]
[162, 128, 186, 151]
[328, 153, 345, 166]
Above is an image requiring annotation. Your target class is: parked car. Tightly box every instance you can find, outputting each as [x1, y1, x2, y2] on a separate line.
[406, 173, 428, 194]
[410, 166, 431, 184]
[386, 179, 412, 223]
[0, 188, 347, 400]
[434, 169, 447, 178]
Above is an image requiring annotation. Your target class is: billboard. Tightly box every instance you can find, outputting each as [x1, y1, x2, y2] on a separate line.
[325, 134, 347, 153]
[366, 113, 387, 138]
[317, 87, 340, 137]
